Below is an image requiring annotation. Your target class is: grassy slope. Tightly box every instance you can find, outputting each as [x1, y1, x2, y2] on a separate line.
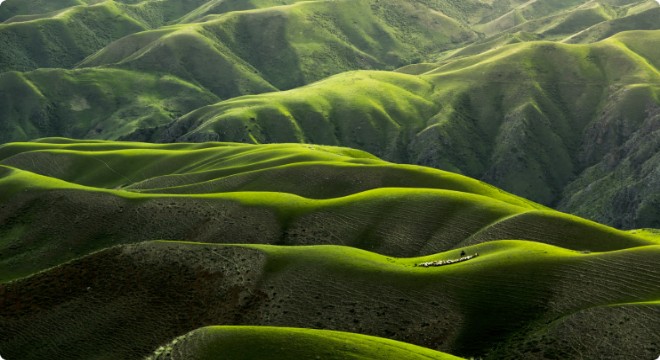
[0, 0, 657, 230]
[0, 68, 218, 143]
[143, 31, 659, 227]
[0, 140, 654, 283]
[79, 0, 477, 97]
[0, 0, 212, 72]
[0, 240, 657, 359]
[0, 1, 147, 72]
[147, 326, 463, 360]
[80, 0, 657, 99]
[564, 6, 660, 43]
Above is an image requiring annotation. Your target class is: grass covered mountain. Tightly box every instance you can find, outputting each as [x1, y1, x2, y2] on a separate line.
[0, 68, 218, 141]
[137, 30, 660, 228]
[0, 1, 659, 359]
[0, 0, 658, 228]
[0, 139, 658, 359]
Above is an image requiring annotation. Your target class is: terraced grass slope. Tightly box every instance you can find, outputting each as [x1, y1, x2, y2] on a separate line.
[147, 326, 463, 359]
[137, 31, 660, 228]
[1, 241, 658, 359]
[3, 139, 657, 283]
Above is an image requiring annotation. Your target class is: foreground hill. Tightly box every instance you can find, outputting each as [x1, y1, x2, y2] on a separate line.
[147, 326, 463, 360]
[1, 241, 658, 359]
[0, 139, 657, 359]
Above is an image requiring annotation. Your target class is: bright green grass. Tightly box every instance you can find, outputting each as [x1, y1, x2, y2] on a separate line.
[0, 139, 535, 207]
[0, 140, 655, 283]
[148, 326, 463, 359]
[627, 228, 660, 243]
[2, 240, 658, 359]
[148, 31, 659, 228]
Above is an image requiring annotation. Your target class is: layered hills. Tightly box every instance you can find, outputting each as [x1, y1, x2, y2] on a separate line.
[0, 1, 659, 359]
[140, 31, 660, 228]
[0, 139, 658, 359]
[146, 326, 463, 360]
[1, 0, 658, 227]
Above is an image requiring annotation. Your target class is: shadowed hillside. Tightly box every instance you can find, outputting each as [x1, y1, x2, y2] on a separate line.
[131, 32, 660, 228]
[0, 0, 658, 228]
[0, 68, 218, 143]
[0, 2, 659, 359]
[146, 326, 463, 360]
[2, 139, 655, 283]
[1, 240, 658, 359]
[0, 0, 211, 71]
[77, 0, 477, 96]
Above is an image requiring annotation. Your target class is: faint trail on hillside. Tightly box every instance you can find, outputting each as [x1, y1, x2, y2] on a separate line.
[90, 156, 136, 186]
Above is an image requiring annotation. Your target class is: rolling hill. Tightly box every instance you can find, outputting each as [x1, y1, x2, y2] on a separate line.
[0, 139, 657, 359]
[131, 31, 660, 228]
[2, 139, 656, 283]
[0, 1, 659, 359]
[0, 0, 658, 228]
[146, 326, 463, 360]
[1, 240, 657, 359]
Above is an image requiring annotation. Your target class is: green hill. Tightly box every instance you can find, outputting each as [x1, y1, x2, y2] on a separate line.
[78, 0, 477, 96]
[1, 240, 657, 359]
[0, 0, 213, 72]
[134, 32, 659, 228]
[0, 1, 147, 72]
[0, 0, 658, 228]
[2, 139, 655, 282]
[0, 68, 218, 143]
[147, 326, 463, 360]
[0, 3, 658, 358]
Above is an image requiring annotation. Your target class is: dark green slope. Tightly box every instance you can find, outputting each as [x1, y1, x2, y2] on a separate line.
[0, 68, 218, 143]
[0, 1, 147, 72]
[137, 31, 660, 228]
[0, 0, 212, 72]
[147, 326, 463, 360]
[488, 302, 660, 359]
[437, 3, 659, 61]
[1, 241, 657, 359]
[564, 6, 660, 43]
[79, 0, 477, 96]
[2, 140, 654, 283]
